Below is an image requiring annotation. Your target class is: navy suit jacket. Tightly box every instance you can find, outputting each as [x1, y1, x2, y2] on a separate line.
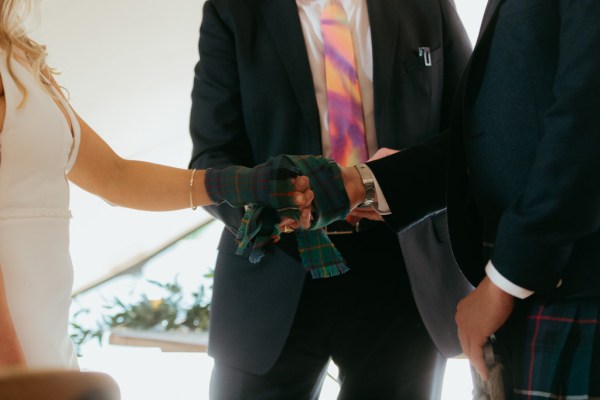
[369, 0, 600, 299]
[190, 0, 470, 372]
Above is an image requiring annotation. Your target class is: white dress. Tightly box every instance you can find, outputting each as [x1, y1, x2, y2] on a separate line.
[0, 50, 80, 368]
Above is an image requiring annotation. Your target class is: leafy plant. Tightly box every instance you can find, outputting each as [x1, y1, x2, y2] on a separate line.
[70, 277, 211, 356]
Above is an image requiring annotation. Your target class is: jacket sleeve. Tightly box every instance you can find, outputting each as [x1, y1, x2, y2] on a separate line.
[368, 132, 449, 233]
[491, 0, 600, 293]
[189, 0, 249, 230]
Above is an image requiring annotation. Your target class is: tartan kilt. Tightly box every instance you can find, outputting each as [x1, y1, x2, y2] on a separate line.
[496, 296, 600, 400]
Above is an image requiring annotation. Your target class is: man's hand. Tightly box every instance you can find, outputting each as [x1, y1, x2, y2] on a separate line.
[369, 147, 399, 161]
[345, 147, 400, 222]
[279, 176, 314, 231]
[455, 276, 515, 380]
[347, 208, 383, 223]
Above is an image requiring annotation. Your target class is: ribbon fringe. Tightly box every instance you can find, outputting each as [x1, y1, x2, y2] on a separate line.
[308, 262, 350, 279]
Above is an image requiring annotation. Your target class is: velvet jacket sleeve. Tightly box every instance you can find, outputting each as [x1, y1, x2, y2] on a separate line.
[368, 132, 449, 232]
[189, 0, 249, 230]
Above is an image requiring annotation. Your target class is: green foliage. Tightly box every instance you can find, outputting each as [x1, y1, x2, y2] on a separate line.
[180, 285, 210, 331]
[70, 278, 211, 356]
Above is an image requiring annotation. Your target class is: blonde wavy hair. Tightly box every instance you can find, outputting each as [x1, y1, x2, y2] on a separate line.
[0, 0, 56, 107]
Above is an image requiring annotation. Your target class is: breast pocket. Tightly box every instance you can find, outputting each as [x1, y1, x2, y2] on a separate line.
[401, 45, 444, 134]
[403, 46, 443, 74]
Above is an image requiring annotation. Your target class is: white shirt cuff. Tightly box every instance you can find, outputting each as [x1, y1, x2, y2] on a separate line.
[485, 261, 534, 299]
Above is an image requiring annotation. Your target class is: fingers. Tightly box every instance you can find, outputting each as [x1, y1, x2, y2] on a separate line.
[346, 214, 361, 225]
[300, 189, 314, 206]
[454, 277, 514, 383]
[292, 184, 313, 230]
[457, 332, 489, 381]
[456, 313, 490, 381]
[279, 176, 314, 232]
[469, 342, 490, 381]
[282, 225, 295, 233]
[279, 203, 312, 231]
[292, 176, 314, 208]
[293, 175, 310, 192]
[299, 206, 312, 229]
[279, 210, 312, 232]
[279, 217, 298, 229]
[348, 208, 384, 221]
[278, 222, 296, 234]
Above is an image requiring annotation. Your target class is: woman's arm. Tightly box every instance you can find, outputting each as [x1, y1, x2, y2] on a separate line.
[0, 266, 25, 366]
[67, 113, 312, 227]
[68, 113, 211, 211]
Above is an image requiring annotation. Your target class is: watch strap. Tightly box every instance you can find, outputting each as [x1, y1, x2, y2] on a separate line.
[354, 163, 376, 208]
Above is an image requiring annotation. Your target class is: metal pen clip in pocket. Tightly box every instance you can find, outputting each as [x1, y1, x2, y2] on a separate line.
[418, 46, 432, 67]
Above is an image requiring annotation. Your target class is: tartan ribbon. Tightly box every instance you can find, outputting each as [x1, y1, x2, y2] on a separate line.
[205, 155, 350, 278]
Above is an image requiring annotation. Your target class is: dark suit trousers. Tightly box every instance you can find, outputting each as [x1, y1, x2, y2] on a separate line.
[210, 225, 446, 400]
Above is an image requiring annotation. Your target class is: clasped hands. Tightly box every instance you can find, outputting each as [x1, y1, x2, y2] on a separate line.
[276, 170, 376, 233]
[277, 163, 370, 232]
[277, 175, 314, 233]
[278, 147, 401, 232]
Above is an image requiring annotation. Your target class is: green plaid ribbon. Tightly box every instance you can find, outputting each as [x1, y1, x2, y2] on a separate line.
[205, 155, 350, 278]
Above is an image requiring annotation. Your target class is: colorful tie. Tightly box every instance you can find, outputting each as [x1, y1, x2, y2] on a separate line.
[321, 0, 368, 167]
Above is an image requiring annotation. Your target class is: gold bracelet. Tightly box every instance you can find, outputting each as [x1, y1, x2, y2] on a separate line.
[189, 169, 198, 210]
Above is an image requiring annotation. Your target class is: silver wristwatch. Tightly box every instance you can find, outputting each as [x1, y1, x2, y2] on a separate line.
[354, 164, 376, 208]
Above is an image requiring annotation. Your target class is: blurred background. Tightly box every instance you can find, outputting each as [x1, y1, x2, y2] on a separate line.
[31, 1, 486, 399]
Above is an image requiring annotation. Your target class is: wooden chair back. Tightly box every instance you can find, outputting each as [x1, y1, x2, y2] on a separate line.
[0, 369, 120, 400]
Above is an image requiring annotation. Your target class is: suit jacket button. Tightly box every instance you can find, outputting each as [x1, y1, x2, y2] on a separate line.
[555, 279, 563, 288]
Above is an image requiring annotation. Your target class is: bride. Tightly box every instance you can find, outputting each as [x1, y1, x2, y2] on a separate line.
[0, 0, 312, 368]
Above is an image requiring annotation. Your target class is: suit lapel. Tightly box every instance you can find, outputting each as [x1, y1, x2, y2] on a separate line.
[366, 0, 397, 133]
[456, 0, 505, 111]
[256, 0, 321, 147]
[476, 0, 505, 45]
[448, 0, 506, 282]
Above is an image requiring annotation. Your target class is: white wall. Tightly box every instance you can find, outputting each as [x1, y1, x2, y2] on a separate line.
[35, 0, 209, 293]
[454, 0, 488, 44]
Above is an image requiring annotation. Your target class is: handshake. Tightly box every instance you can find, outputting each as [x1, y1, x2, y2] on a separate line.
[205, 154, 377, 278]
